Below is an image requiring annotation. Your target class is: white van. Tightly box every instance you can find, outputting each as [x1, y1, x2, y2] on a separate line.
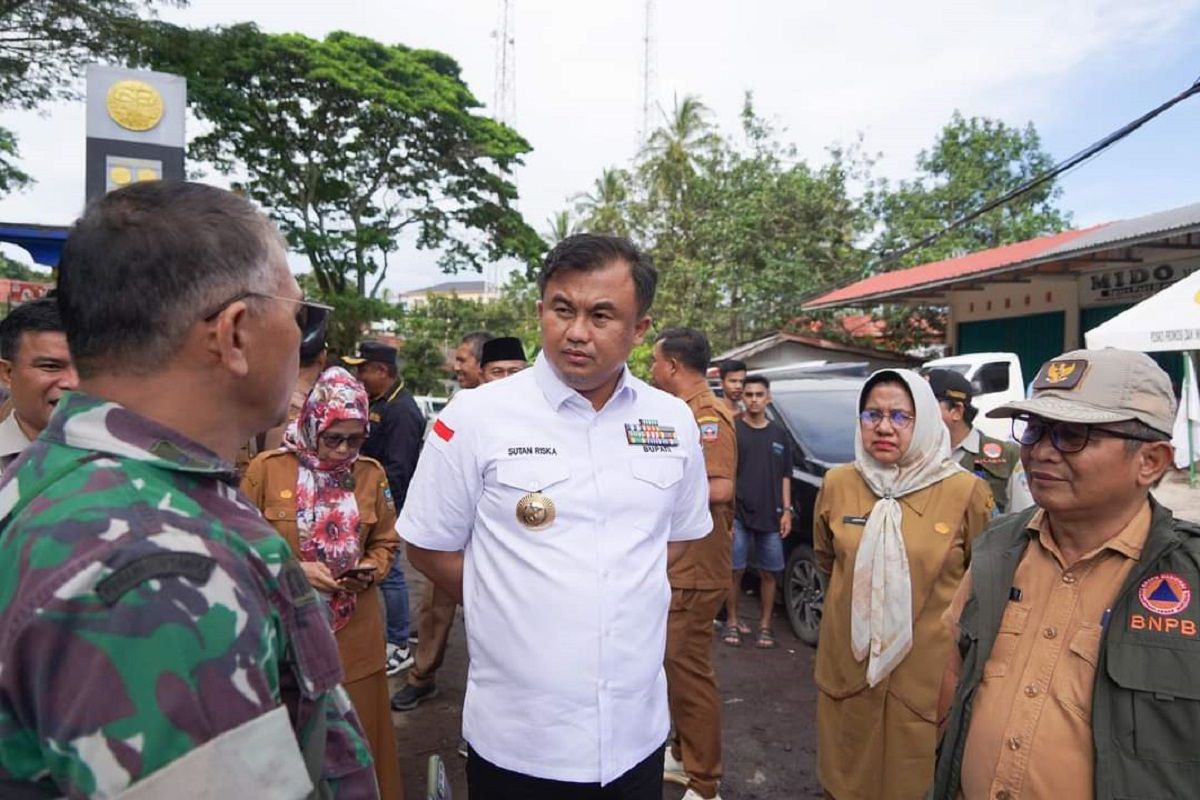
[922, 352, 1024, 441]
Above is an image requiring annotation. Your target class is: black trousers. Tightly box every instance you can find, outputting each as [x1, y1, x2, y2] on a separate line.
[466, 744, 664, 800]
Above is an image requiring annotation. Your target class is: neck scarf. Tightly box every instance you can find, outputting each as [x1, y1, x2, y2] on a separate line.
[851, 368, 964, 686]
[282, 367, 369, 632]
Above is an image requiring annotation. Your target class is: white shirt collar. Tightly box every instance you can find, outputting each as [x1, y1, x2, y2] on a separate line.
[956, 426, 982, 455]
[531, 350, 637, 411]
[0, 412, 32, 460]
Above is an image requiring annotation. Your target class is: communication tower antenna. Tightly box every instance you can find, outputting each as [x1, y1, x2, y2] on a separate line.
[639, 0, 655, 146]
[493, 0, 516, 125]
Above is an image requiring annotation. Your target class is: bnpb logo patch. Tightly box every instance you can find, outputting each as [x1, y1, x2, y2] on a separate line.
[1138, 572, 1191, 616]
[982, 442, 1003, 459]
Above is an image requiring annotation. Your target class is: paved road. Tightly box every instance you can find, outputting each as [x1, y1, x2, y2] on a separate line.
[390, 561, 822, 799]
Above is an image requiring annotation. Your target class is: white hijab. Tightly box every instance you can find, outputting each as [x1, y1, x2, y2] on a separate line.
[851, 368, 964, 686]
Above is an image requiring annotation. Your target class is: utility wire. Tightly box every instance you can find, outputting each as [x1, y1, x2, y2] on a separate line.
[862, 74, 1200, 278]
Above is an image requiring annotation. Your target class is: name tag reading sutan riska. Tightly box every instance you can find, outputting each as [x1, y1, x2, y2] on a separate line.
[516, 491, 556, 531]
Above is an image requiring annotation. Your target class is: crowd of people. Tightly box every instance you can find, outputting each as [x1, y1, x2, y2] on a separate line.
[0, 179, 1194, 800]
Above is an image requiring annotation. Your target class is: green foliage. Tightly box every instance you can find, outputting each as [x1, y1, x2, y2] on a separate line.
[873, 111, 1071, 267]
[0, 252, 48, 281]
[400, 335, 450, 396]
[0, 0, 183, 197]
[553, 93, 874, 352]
[130, 23, 545, 303]
[553, 100, 1070, 356]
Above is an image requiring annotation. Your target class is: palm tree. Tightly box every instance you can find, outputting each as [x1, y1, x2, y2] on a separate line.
[573, 167, 630, 236]
[544, 209, 576, 245]
[641, 94, 718, 203]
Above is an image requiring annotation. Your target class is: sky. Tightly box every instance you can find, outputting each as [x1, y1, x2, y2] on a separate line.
[1, 0, 1198, 293]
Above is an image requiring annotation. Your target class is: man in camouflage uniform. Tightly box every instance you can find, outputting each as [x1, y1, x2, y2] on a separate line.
[0, 182, 376, 799]
[928, 368, 1033, 514]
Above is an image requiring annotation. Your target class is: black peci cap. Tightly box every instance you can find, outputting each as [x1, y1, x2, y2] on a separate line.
[480, 336, 527, 366]
[342, 340, 398, 368]
[926, 368, 974, 407]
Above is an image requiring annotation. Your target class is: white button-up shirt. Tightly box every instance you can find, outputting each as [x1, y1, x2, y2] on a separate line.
[397, 353, 711, 784]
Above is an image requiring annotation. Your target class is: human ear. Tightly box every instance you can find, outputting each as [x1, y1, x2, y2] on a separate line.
[1137, 441, 1174, 488]
[212, 301, 252, 379]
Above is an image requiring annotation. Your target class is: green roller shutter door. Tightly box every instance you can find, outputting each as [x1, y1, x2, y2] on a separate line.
[957, 311, 1065, 384]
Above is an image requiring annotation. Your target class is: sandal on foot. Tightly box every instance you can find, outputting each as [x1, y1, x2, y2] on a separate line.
[755, 628, 777, 649]
[722, 625, 742, 647]
[734, 620, 752, 635]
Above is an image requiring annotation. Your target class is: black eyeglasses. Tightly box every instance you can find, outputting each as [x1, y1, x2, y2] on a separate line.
[1012, 415, 1162, 454]
[859, 409, 915, 429]
[318, 431, 366, 451]
[202, 291, 333, 348]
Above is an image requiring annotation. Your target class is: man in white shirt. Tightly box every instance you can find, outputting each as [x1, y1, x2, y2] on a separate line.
[0, 298, 78, 468]
[397, 233, 712, 799]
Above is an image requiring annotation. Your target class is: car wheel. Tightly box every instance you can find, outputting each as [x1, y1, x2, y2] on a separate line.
[784, 544, 825, 645]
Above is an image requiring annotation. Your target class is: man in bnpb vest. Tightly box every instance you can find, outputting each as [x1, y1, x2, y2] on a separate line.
[927, 368, 1033, 514]
[932, 349, 1194, 800]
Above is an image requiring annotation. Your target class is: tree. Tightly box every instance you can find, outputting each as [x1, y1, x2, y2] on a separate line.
[131, 24, 545, 303]
[0, 1, 183, 195]
[574, 168, 631, 237]
[874, 111, 1071, 267]
[544, 210, 576, 245]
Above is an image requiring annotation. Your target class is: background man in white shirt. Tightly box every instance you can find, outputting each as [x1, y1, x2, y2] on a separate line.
[0, 298, 78, 468]
[397, 233, 712, 799]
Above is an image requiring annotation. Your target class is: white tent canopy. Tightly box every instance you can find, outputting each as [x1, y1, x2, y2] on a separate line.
[1085, 268, 1200, 351]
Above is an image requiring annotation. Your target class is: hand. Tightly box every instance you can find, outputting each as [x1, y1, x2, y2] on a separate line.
[300, 561, 341, 593]
[780, 510, 793, 539]
[338, 561, 377, 593]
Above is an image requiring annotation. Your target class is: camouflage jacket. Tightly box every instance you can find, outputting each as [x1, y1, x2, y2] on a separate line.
[0, 393, 377, 799]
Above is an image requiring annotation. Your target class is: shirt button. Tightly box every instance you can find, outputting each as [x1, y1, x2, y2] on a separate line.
[1024, 685, 1039, 698]
[1062, 573, 1077, 584]
[1007, 736, 1021, 751]
[1044, 626, 1058, 639]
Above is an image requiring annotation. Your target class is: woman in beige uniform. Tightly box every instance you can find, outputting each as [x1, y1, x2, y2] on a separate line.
[243, 367, 404, 799]
[813, 369, 992, 799]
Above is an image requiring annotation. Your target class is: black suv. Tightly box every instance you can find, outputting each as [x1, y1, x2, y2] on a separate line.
[761, 375, 863, 644]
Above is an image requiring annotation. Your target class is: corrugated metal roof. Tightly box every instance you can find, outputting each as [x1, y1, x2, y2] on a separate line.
[802, 201, 1200, 310]
[1038, 201, 1200, 259]
[804, 227, 1100, 309]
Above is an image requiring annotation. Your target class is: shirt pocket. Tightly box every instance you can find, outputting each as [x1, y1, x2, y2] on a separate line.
[629, 454, 685, 489]
[1107, 638, 1200, 765]
[1057, 622, 1103, 722]
[495, 457, 571, 492]
[983, 602, 1029, 679]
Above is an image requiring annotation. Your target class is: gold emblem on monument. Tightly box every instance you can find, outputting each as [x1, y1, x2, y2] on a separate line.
[516, 491, 555, 531]
[106, 80, 164, 131]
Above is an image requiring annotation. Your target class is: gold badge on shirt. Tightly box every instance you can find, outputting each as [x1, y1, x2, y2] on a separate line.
[516, 491, 556, 531]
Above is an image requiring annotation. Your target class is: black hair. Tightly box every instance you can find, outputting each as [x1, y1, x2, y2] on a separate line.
[719, 359, 747, 378]
[743, 375, 770, 390]
[460, 330, 493, 363]
[538, 233, 657, 316]
[57, 181, 282, 379]
[0, 298, 65, 361]
[654, 327, 710, 374]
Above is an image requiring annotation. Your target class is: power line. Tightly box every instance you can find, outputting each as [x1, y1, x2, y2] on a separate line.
[873, 74, 1200, 271]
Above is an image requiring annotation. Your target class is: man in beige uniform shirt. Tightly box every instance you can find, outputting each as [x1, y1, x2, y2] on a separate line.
[934, 349, 1185, 800]
[650, 327, 736, 800]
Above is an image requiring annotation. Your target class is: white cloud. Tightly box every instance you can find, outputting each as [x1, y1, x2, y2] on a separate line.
[0, 0, 1195, 291]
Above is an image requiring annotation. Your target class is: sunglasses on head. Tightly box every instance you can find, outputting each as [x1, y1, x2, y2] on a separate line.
[1012, 415, 1162, 454]
[202, 291, 333, 349]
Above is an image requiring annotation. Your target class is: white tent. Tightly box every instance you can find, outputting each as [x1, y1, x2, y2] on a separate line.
[1085, 268, 1200, 351]
[1085, 270, 1200, 482]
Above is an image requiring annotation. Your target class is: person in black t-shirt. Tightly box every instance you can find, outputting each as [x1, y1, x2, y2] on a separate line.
[724, 375, 792, 649]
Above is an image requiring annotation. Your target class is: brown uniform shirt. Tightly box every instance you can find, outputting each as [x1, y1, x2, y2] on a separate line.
[668, 385, 737, 590]
[943, 503, 1150, 800]
[241, 451, 400, 683]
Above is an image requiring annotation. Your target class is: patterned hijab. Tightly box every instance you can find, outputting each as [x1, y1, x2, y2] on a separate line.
[282, 367, 370, 632]
[850, 368, 964, 686]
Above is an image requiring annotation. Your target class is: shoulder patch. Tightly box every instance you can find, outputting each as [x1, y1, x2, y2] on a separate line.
[700, 421, 720, 442]
[433, 418, 454, 442]
[95, 553, 216, 606]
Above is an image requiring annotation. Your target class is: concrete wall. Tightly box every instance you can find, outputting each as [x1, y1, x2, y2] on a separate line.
[946, 276, 1080, 353]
